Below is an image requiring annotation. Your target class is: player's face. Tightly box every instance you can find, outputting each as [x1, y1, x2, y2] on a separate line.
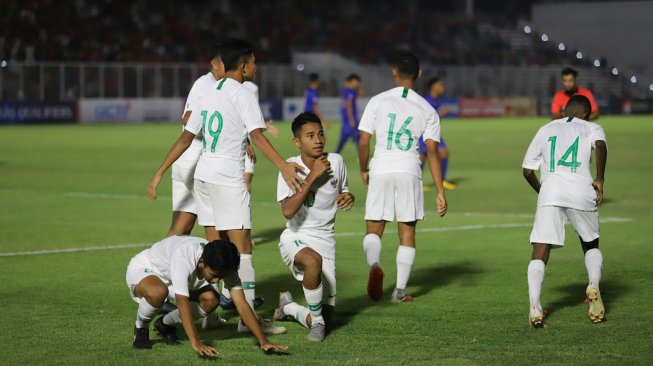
[431, 81, 444, 97]
[562, 74, 576, 91]
[210, 58, 225, 79]
[350, 79, 361, 90]
[242, 54, 257, 81]
[197, 262, 221, 284]
[294, 122, 325, 158]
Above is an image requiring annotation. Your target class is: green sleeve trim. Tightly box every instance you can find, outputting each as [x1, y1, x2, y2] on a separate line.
[217, 78, 227, 90]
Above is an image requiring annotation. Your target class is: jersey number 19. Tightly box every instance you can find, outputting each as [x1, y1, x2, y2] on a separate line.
[201, 110, 224, 153]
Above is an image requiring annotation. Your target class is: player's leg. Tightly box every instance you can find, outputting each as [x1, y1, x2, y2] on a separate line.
[335, 129, 350, 154]
[392, 221, 416, 303]
[129, 273, 169, 349]
[321, 257, 337, 325]
[527, 206, 566, 327]
[167, 211, 197, 236]
[438, 138, 456, 190]
[363, 173, 393, 301]
[156, 286, 219, 345]
[295, 248, 326, 341]
[568, 209, 604, 322]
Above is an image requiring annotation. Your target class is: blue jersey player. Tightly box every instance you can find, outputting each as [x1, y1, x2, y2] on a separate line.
[336, 74, 362, 153]
[419, 77, 455, 190]
[304, 73, 329, 128]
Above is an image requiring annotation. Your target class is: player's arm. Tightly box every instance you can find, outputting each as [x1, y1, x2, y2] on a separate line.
[437, 106, 451, 118]
[358, 131, 372, 187]
[522, 168, 541, 193]
[249, 128, 305, 193]
[593, 140, 607, 204]
[346, 98, 356, 128]
[230, 288, 288, 353]
[147, 130, 196, 200]
[280, 156, 330, 218]
[425, 139, 447, 217]
[175, 293, 218, 357]
[313, 103, 329, 129]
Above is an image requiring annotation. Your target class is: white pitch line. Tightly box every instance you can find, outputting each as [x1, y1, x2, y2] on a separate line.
[0, 218, 633, 258]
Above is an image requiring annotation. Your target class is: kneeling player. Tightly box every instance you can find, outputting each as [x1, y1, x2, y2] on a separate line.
[522, 95, 607, 327]
[126, 236, 288, 356]
[273, 112, 354, 341]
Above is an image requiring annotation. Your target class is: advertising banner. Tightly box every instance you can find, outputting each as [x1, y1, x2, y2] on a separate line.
[459, 97, 537, 117]
[0, 100, 77, 124]
[79, 98, 184, 123]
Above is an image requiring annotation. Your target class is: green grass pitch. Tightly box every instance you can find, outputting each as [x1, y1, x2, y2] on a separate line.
[0, 116, 652, 365]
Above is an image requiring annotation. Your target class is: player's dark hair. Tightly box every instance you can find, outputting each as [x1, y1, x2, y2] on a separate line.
[201, 239, 240, 278]
[565, 95, 591, 117]
[427, 77, 441, 89]
[394, 52, 420, 80]
[309, 73, 320, 82]
[221, 38, 254, 72]
[346, 74, 361, 82]
[291, 112, 322, 137]
[561, 67, 578, 78]
[210, 41, 223, 61]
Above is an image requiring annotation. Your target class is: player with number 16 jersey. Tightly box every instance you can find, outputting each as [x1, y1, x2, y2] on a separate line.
[358, 52, 447, 304]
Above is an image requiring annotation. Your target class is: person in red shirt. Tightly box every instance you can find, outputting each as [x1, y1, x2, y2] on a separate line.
[551, 68, 599, 120]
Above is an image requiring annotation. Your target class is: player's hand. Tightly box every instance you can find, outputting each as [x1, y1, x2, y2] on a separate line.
[281, 162, 306, 193]
[593, 179, 604, 204]
[436, 192, 447, 217]
[336, 192, 355, 211]
[192, 341, 219, 357]
[260, 342, 289, 354]
[349, 121, 357, 129]
[360, 170, 369, 187]
[265, 120, 280, 138]
[246, 144, 257, 164]
[309, 155, 331, 180]
[147, 173, 162, 201]
[441, 106, 451, 114]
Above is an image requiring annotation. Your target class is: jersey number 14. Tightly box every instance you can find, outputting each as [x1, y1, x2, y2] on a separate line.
[547, 136, 581, 173]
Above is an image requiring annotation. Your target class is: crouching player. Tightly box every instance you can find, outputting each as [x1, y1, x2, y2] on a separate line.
[126, 236, 288, 356]
[273, 112, 355, 341]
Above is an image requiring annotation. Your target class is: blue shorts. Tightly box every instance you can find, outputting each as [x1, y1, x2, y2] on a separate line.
[419, 137, 446, 154]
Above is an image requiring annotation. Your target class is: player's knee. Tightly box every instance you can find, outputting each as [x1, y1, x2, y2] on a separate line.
[198, 291, 219, 312]
[297, 249, 322, 270]
[143, 285, 168, 307]
[581, 237, 599, 253]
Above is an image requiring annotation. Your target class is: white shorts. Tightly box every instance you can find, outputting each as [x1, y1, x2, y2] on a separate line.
[365, 173, 424, 222]
[125, 254, 170, 303]
[245, 157, 255, 174]
[529, 206, 599, 247]
[171, 164, 197, 214]
[194, 180, 252, 231]
[279, 231, 337, 306]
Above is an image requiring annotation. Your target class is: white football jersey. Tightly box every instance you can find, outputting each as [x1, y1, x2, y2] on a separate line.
[522, 116, 607, 211]
[359, 86, 440, 177]
[242, 81, 259, 101]
[138, 236, 242, 298]
[185, 77, 267, 187]
[175, 72, 215, 170]
[277, 153, 349, 258]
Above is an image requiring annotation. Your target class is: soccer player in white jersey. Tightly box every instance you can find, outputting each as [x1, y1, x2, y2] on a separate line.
[272, 112, 354, 342]
[145, 38, 304, 334]
[126, 236, 288, 356]
[522, 95, 608, 327]
[358, 52, 448, 303]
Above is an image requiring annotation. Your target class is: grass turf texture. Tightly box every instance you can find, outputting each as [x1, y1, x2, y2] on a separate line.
[0, 117, 652, 365]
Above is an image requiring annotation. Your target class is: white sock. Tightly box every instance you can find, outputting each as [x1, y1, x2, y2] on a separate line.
[283, 302, 310, 328]
[527, 260, 546, 308]
[395, 246, 416, 290]
[303, 283, 323, 319]
[135, 298, 159, 329]
[363, 233, 382, 268]
[585, 248, 603, 289]
[190, 301, 208, 319]
[239, 254, 256, 310]
[163, 309, 182, 326]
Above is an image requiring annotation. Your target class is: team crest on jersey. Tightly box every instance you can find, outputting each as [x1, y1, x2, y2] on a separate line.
[330, 179, 337, 188]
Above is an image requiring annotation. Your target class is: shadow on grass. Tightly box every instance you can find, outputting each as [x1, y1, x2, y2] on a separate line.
[546, 279, 629, 316]
[251, 227, 285, 246]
